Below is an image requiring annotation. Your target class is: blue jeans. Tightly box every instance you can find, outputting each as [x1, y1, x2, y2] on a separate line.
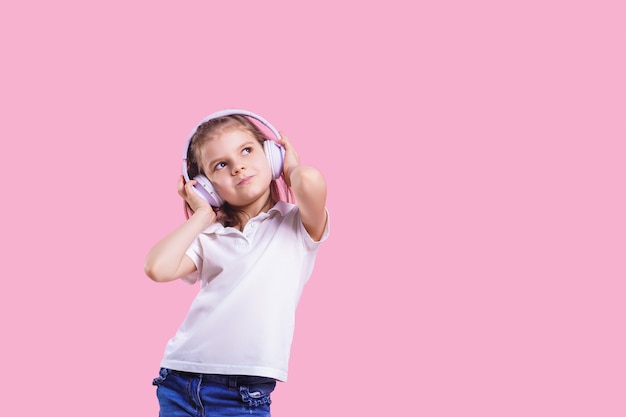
[152, 368, 277, 417]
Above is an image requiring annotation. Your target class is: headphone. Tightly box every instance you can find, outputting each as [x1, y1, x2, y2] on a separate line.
[182, 109, 285, 207]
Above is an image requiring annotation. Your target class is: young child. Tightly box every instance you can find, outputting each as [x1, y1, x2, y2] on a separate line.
[145, 109, 329, 416]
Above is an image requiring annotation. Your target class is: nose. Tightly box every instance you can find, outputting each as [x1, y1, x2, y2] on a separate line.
[232, 160, 245, 174]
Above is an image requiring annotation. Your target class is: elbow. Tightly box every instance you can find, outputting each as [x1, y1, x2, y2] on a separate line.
[292, 166, 326, 194]
[144, 263, 170, 283]
[144, 263, 160, 282]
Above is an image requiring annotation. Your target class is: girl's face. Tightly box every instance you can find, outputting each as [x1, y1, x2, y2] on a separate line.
[199, 127, 272, 207]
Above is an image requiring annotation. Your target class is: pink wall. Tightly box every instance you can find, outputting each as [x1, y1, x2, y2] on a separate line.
[1, 1, 624, 416]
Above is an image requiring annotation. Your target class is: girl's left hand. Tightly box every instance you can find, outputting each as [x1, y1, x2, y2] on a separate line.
[276, 132, 299, 187]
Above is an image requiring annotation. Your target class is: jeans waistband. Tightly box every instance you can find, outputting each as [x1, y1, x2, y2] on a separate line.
[169, 370, 274, 388]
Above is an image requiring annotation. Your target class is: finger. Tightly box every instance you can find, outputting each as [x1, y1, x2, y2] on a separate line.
[179, 176, 197, 199]
[177, 176, 186, 196]
[184, 179, 198, 196]
[277, 131, 290, 146]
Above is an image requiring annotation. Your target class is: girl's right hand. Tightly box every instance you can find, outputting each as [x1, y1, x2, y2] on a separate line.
[178, 175, 216, 219]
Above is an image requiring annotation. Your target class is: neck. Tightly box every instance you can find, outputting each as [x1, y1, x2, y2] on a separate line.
[234, 195, 274, 230]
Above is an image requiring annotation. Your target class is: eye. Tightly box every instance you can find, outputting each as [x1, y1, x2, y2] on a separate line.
[242, 147, 252, 155]
[214, 161, 227, 171]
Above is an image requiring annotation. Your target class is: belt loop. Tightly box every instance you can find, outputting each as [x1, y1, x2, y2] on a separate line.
[229, 376, 237, 389]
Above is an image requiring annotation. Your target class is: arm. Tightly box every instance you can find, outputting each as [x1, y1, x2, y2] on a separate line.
[278, 133, 328, 242]
[144, 177, 217, 282]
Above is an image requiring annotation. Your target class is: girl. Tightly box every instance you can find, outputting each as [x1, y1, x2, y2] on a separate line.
[145, 109, 329, 417]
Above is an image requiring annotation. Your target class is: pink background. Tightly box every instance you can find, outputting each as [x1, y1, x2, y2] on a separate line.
[1, 1, 624, 416]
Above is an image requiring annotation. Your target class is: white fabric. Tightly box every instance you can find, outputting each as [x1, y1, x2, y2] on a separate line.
[160, 201, 329, 382]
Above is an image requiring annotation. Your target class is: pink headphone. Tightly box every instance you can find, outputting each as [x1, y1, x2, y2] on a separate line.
[182, 109, 285, 207]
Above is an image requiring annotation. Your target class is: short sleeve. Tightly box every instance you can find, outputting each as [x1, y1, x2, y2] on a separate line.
[181, 241, 202, 285]
[300, 208, 330, 250]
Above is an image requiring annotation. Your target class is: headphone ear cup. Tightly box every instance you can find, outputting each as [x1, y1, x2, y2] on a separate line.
[264, 140, 285, 180]
[193, 175, 224, 207]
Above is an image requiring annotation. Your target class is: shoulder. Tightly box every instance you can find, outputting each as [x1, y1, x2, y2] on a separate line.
[271, 201, 330, 245]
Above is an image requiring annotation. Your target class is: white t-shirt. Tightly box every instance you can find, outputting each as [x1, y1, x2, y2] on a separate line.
[160, 201, 329, 382]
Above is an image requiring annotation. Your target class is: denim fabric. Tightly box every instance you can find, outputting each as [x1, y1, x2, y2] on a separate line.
[152, 368, 276, 417]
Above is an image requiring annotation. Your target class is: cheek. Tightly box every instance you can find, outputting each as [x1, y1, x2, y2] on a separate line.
[257, 154, 272, 173]
[208, 172, 228, 188]
[257, 162, 273, 182]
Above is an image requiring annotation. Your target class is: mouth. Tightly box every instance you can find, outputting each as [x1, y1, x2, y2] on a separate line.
[237, 175, 254, 186]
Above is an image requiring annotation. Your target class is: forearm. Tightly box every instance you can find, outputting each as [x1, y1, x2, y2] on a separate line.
[144, 207, 215, 282]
